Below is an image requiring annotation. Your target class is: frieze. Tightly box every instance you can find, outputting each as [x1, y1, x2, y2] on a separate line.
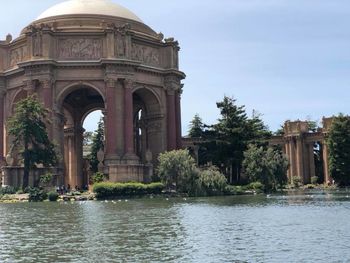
[9, 46, 28, 67]
[58, 38, 102, 60]
[131, 43, 160, 67]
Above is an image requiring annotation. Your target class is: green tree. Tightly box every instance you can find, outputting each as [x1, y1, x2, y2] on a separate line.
[198, 166, 227, 196]
[327, 114, 350, 186]
[202, 96, 271, 183]
[7, 95, 57, 189]
[243, 144, 288, 191]
[188, 114, 205, 138]
[88, 117, 104, 173]
[157, 149, 199, 194]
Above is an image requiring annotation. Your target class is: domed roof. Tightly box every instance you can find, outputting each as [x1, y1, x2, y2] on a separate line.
[37, 0, 142, 23]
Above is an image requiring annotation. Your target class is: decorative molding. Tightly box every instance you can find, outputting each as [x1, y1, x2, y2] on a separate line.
[131, 43, 160, 67]
[58, 38, 102, 60]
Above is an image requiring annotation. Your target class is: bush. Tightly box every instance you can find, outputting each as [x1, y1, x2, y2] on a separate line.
[224, 185, 244, 195]
[93, 182, 165, 199]
[246, 181, 265, 192]
[0, 186, 17, 195]
[198, 166, 227, 196]
[90, 172, 106, 184]
[292, 176, 301, 188]
[157, 150, 198, 193]
[311, 176, 318, 185]
[28, 187, 47, 202]
[48, 191, 59, 202]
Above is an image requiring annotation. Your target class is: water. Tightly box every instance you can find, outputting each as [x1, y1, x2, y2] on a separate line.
[0, 190, 350, 263]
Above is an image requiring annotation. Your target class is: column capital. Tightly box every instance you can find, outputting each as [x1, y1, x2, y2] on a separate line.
[41, 79, 53, 89]
[105, 78, 117, 88]
[124, 78, 134, 89]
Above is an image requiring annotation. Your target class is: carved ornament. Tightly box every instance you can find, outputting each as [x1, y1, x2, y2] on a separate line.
[131, 43, 160, 67]
[58, 38, 102, 60]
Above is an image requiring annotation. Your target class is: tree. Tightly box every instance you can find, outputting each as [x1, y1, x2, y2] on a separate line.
[188, 114, 205, 138]
[157, 149, 199, 194]
[243, 144, 288, 191]
[327, 114, 350, 186]
[83, 131, 93, 146]
[7, 95, 57, 189]
[88, 117, 104, 173]
[202, 96, 271, 183]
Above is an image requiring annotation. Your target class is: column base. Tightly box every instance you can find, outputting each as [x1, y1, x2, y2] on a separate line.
[104, 154, 121, 166]
[122, 153, 140, 165]
[107, 163, 152, 183]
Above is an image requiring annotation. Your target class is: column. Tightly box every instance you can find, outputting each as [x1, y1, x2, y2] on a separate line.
[296, 136, 304, 184]
[308, 143, 316, 182]
[285, 139, 291, 180]
[175, 89, 182, 149]
[105, 79, 119, 161]
[123, 79, 138, 161]
[288, 138, 295, 179]
[42, 80, 53, 139]
[166, 88, 177, 151]
[0, 89, 4, 161]
[322, 141, 330, 184]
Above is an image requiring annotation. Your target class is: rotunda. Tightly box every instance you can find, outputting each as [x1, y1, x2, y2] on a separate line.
[0, 0, 185, 187]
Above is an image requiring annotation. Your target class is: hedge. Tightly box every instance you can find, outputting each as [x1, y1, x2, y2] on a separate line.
[93, 182, 164, 199]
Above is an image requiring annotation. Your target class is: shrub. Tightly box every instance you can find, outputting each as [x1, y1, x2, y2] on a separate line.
[48, 191, 59, 202]
[224, 185, 244, 195]
[93, 182, 165, 199]
[292, 176, 301, 188]
[39, 173, 53, 187]
[246, 181, 264, 192]
[198, 166, 227, 196]
[90, 172, 106, 184]
[157, 150, 198, 194]
[0, 186, 17, 195]
[28, 187, 47, 202]
[311, 176, 318, 185]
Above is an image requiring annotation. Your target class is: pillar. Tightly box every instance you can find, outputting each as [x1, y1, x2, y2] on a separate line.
[308, 143, 316, 182]
[42, 80, 53, 139]
[0, 89, 4, 161]
[105, 79, 119, 162]
[123, 79, 138, 161]
[322, 141, 330, 184]
[296, 136, 304, 183]
[288, 138, 295, 179]
[166, 88, 177, 151]
[175, 89, 182, 149]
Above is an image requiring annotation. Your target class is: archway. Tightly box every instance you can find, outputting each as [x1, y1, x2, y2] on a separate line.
[61, 85, 105, 189]
[133, 87, 163, 165]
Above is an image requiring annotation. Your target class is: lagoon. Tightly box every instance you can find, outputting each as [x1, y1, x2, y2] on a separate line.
[0, 190, 349, 263]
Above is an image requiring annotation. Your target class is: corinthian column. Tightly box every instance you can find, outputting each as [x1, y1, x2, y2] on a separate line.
[123, 79, 138, 161]
[175, 88, 182, 149]
[42, 80, 53, 139]
[166, 87, 177, 151]
[0, 88, 4, 161]
[105, 79, 119, 162]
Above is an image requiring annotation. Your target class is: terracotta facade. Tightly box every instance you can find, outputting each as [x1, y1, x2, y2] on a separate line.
[0, 2, 185, 187]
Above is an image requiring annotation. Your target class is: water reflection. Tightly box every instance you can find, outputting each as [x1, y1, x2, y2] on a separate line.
[0, 191, 349, 262]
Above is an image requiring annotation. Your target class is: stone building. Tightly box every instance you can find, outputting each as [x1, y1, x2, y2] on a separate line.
[0, 0, 185, 187]
[269, 118, 333, 185]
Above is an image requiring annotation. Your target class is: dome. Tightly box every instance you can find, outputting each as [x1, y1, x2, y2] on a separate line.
[37, 0, 143, 23]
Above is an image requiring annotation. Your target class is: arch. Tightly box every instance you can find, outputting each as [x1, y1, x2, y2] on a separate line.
[132, 86, 162, 116]
[57, 81, 105, 109]
[81, 107, 104, 127]
[10, 89, 27, 113]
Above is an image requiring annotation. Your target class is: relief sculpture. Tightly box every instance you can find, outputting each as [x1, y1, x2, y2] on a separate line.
[9, 46, 28, 67]
[131, 43, 160, 67]
[58, 39, 102, 60]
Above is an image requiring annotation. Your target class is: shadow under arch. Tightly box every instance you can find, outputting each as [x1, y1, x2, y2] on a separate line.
[132, 86, 164, 164]
[57, 82, 105, 110]
[60, 82, 106, 190]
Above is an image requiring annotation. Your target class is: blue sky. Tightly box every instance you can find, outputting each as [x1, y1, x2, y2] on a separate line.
[1, 0, 349, 133]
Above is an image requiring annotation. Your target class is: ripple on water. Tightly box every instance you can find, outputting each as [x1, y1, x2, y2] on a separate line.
[0, 193, 349, 262]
